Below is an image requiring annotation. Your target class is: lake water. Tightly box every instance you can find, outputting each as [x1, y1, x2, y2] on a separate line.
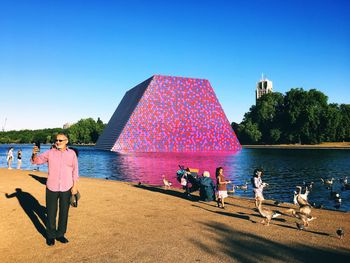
[2, 144, 350, 211]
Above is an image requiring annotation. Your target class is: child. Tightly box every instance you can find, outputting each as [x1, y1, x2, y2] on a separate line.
[216, 167, 231, 209]
[251, 168, 268, 207]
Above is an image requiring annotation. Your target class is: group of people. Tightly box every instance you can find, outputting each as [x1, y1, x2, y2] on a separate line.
[180, 166, 267, 210]
[6, 147, 22, 170]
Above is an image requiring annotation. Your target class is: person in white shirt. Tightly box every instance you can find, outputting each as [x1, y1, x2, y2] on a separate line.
[6, 147, 14, 169]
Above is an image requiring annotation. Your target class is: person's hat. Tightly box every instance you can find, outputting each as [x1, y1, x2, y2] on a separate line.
[203, 171, 210, 177]
[70, 191, 81, 207]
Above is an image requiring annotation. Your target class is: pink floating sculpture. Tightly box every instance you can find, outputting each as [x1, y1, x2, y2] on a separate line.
[96, 75, 241, 152]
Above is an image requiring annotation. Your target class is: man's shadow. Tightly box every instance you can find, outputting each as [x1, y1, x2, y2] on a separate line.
[29, 174, 47, 185]
[5, 188, 47, 238]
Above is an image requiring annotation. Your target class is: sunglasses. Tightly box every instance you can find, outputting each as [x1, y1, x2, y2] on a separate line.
[55, 139, 67, 142]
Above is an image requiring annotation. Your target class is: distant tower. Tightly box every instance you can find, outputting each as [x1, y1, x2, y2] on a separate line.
[63, 123, 71, 129]
[256, 74, 273, 103]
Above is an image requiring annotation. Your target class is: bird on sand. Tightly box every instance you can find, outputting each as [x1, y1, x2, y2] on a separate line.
[256, 200, 281, 226]
[294, 187, 311, 207]
[296, 222, 305, 231]
[336, 227, 344, 239]
[287, 209, 316, 227]
[299, 204, 312, 216]
[162, 175, 172, 189]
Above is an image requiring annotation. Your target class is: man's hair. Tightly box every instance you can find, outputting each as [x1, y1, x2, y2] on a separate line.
[56, 131, 69, 140]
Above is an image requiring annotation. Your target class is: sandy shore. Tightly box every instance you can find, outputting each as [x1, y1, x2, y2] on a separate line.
[1, 168, 349, 263]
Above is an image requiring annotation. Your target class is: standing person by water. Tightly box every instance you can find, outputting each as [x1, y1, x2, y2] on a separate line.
[17, 149, 22, 169]
[215, 167, 231, 209]
[31, 132, 79, 246]
[6, 147, 14, 169]
[251, 168, 268, 207]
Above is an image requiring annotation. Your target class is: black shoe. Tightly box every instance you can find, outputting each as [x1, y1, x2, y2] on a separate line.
[56, 236, 69, 244]
[46, 238, 55, 246]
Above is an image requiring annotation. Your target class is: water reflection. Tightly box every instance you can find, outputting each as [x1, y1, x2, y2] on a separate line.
[1, 144, 350, 211]
[103, 152, 240, 185]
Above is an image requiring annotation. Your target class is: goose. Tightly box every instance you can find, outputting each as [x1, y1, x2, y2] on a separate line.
[293, 186, 310, 206]
[336, 227, 344, 239]
[162, 175, 172, 189]
[299, 204, 312, 216]
[256, 200, 281, 226]
[287, 209, 316, 227]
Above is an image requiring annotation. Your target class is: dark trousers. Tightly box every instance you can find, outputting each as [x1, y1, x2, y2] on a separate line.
[46, 188, 71, 239]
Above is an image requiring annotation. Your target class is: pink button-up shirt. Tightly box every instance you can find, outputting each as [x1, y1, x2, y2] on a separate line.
[32, 148, 79, 192]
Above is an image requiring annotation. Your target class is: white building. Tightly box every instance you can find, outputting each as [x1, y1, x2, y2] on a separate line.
[256, 75, 273, 103]
[63, 123, 71, 129]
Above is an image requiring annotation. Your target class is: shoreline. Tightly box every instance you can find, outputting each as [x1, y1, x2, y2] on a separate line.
[243, 142, 350, 150]
[1, 168, 350, 262]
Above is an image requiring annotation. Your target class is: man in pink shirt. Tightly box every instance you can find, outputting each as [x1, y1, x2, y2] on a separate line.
[32, 132, 79, 246]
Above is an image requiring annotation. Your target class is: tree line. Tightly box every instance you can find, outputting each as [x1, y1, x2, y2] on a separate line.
[232, 88, 350, 144]
[0, 118, 106, 144]
[1, 90, 349, 146]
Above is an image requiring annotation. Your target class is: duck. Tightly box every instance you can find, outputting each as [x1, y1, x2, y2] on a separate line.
[256, 200, 281, 226]
[336, 227, 344, 239]
[343, 183, 350, 190]
[330, 188, 340, 199]
[162, 175, 172, 189]
[321, 177, 335, 185]
[339, 176, 348, 184]
[287, 209, 316, 227]
[235, 182, 248, 191]
[227, 184, 235, 194]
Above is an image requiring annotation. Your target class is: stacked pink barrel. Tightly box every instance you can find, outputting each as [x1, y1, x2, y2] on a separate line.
[96, 75, 241, 152]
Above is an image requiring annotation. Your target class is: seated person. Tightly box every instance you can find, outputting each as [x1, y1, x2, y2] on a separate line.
[199, 171, 216, 202]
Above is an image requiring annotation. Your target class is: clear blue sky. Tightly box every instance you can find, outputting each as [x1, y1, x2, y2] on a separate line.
[1, 0, 349, 131]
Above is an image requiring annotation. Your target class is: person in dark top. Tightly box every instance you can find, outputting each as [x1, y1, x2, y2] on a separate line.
[199, 171, 216, 202]
[17, 149, 22, 169]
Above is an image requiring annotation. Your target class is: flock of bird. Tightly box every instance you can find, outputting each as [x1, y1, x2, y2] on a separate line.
[255, 176, 347, 239]
[161, 174, 346, 239]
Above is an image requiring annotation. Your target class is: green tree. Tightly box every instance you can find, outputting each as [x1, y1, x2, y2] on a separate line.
[338, 104, 350, 141]
[236, 120, 262, 144]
